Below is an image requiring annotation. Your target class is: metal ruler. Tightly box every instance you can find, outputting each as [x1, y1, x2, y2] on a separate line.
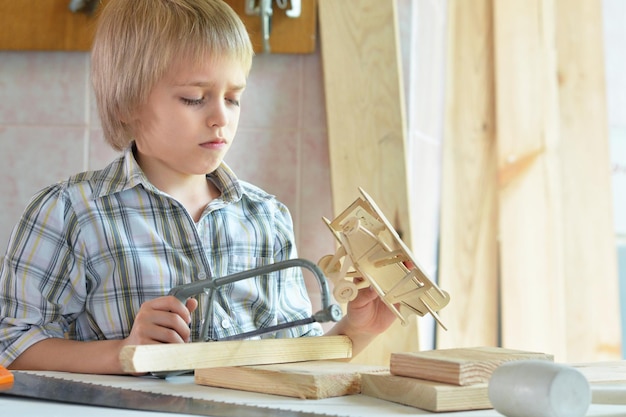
[2, 371, 327, 417]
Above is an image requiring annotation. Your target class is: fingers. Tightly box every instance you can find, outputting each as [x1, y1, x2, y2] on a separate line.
[348, 286, 379, 309]
[185, 297, 199, 314]
[131, 315, 188, 344]
[151, 295, 194, 323]
[128, 296, 197, 345]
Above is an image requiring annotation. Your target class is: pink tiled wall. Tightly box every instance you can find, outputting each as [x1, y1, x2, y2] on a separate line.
[0, 48, 336, 311]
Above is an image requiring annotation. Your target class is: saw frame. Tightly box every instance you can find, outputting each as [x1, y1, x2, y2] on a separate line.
[168, 258, 343, 342]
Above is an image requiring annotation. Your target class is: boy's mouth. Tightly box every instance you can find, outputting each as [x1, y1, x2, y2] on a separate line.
[200, 138, 227, 148]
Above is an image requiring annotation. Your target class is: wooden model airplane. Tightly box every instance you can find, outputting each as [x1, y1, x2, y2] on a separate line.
[318, 188, 450, 329]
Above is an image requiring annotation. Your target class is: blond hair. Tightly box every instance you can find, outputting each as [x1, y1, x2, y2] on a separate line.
[91, 0, 254, 151]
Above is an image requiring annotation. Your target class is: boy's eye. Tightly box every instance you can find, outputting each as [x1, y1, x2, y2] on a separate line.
[181, 97, 205, 106]
[227, 98, 240, 107]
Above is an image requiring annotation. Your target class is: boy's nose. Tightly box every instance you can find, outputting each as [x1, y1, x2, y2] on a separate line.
[207, 101, 228, 127]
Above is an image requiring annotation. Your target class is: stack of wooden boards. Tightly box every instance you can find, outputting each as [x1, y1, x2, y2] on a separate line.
[361, 347, 553, 412]
[121, 338, 624, 410]
[194, 346, 554, 412]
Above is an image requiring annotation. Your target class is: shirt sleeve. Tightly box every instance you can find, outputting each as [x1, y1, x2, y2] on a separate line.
[271, 200, 324, 338]
[0, 184, 86, 366]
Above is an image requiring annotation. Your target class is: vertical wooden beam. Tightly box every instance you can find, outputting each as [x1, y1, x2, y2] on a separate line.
[493, 0, 621, 361]
[554, 0, 622, 360]
[318, 0, 415, 365]
[438, 0, 499, 348]
[493, 0, 569, 360]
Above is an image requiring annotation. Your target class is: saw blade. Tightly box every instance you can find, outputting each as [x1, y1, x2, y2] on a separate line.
[1, 371, 324, 417]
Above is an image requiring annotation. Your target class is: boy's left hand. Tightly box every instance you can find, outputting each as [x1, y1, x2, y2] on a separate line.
[343, 260, 416, 335]
[344, 283, 397, 335]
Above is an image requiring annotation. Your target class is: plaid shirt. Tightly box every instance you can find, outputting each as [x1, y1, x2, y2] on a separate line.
[0, 147, 321, 366]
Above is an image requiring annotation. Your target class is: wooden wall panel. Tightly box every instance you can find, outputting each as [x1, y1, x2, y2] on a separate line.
[0, 0, 317, 53]
[227, 0, 317, 54]
[318, 0, 415, 365]
[0, 0, 100, 51]
[437, 0, 499, 349]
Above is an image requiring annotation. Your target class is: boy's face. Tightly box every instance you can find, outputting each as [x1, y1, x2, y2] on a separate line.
[130, 55, 247, 179]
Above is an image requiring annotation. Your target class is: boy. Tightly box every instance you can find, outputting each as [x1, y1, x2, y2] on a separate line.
[0, 0, 396, 374]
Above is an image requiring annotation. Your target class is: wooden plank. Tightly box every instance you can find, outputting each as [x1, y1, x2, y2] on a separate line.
[195, 361, 387, 399]
[437, 0, 499, 349]
[318, 0, 415, 366]
[317, 0, 409, 245]
[494, 0, 622, 363]
[553, 0, 622, 361]
[361, 372, 490, 412]
[119, 335, 352, 374]
[573, 361, 626, 384]
[492, 0, 568, 360]
[573, 361, 626, 405]
[390, 347, 553, 386]
[591, 386, 626, 405]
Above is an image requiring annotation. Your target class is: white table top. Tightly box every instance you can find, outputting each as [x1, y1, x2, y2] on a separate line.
[0, 371, 624, 417]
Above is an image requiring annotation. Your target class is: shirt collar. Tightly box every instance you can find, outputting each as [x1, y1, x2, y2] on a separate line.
[92, 143, 244, 204]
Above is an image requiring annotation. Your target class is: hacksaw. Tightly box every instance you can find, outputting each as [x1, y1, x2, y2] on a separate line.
[168, 258, 343, 342]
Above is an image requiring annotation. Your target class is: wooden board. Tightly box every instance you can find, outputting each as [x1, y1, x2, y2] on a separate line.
[361, 372, 490, 412]
[591, 386, 626, 405]
[573, 361, 626, 405]
[318, 0, 415, 366]
[391, 347, 553, 386]
[362, 358, 624, 412]
[119, 335, 352, 374]
[195, 361, 387, 399]
[493, 0, 621, 363]
[493, 0, 568, 361]
[437, 0, 499, 349]
[553, 0, 622, 361]
[573, 361, 626, 384]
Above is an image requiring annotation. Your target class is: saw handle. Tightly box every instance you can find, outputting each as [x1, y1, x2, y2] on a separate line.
[0, 365, 14, 390]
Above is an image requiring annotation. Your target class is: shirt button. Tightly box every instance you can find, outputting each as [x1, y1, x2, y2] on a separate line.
[197, 272, 207, 279]
[221, 319, 231, 329]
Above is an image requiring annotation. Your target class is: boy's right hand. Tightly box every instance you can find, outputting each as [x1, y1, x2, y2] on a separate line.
[124, 296, 198, 346]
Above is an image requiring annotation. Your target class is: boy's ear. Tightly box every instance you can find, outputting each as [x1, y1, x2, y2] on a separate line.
[118, 108, 136, 125]
[119, 111, 138, 136]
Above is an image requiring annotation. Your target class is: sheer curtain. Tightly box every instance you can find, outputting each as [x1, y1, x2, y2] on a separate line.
[398, 0, 448, 351]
